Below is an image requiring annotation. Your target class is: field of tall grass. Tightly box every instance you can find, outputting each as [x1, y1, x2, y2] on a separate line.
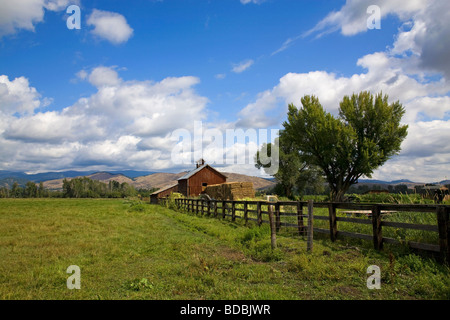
[1, 198, 449, 300]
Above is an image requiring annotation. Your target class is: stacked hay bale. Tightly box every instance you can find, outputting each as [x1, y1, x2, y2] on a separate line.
[204, 182, 255, 200]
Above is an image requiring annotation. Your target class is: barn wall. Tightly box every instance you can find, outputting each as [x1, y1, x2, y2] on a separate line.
[157, 185, 178, 198]
[178, 180, 188, 197]
[187, 166, 226, 197]
[150, 185, 178, 204]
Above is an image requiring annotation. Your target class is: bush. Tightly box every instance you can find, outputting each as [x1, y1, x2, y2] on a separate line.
[165, 192, 184, 210]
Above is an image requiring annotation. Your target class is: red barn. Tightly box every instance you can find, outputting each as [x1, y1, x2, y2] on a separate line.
[177, 159, 227, 197]
[150, 183, 179, 204]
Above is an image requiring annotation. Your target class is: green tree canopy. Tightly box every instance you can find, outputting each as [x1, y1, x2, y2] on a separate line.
[255, 133, 323, 199]
[283, 91, 408, 201]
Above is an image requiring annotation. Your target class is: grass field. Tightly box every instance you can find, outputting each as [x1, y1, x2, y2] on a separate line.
[0, 198, 449, 300]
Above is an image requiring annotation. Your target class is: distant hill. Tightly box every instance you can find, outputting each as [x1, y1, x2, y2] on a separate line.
[40, 170, 277, 191]
[221, 172, 276, 190]
[133, 172, 188, 190]
[2, 168, 447, 192]
[0, 170, 96, 182]
[357, 179, 424, 189]
[358, 179, 417, 185]
[43, 172, 135, 190]
[0, 177, 30, 189]
[0, 170, 155, 182]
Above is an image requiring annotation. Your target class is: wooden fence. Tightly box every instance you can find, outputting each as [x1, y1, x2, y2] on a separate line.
[167, 198, 450, 262]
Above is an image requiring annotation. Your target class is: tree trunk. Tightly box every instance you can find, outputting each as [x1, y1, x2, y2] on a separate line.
[331, 188, 346, 202]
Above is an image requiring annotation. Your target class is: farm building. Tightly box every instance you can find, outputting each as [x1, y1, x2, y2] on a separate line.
[150, 183, 178, 204]
[177, 159, 227, 197]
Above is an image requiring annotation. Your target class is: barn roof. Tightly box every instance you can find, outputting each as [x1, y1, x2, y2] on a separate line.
[177, 164, 227, 181]
[151, 183, 178, 195]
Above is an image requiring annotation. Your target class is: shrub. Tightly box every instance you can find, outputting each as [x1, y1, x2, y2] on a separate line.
[165, 192, 184, 210]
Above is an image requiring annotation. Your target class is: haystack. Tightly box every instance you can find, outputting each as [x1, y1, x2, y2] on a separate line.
[204, 182, 255, 200]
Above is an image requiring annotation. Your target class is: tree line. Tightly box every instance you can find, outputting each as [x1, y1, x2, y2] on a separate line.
[0, 177, 157, 199]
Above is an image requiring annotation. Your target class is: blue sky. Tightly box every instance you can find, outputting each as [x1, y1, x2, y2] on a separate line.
[0, 0, 449, 182]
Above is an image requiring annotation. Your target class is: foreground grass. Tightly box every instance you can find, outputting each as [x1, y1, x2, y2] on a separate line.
[0, 199, 448, 300]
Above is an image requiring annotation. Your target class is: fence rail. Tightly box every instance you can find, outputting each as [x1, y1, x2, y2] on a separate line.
[165, 198, 450, 262]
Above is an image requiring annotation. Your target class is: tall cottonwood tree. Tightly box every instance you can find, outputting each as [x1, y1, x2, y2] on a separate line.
[283, 91, 408, 202]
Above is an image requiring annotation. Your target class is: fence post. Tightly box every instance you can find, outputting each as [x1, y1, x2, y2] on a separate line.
[268, 203, 277, 250]
[201, 199, 204, 215]
[244, 202, 248, 226]
[437, 206, 450, 263]
[207, 199, 211, 216]
[372, 205, 383, 250]
[297, 202, 305, 236]
[257, 202, 262, 226]
[307, 200, 314, 252]
[231, 202, 236, 221]
[222, 201, 226, 219]
[214, 201, 218, 217]
[275, 203, 281, 232]
[328, 203, 337, 242]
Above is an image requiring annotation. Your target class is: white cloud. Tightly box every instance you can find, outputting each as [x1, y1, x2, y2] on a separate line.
[390, 1, 450, 78]
[301, 0, 450, 79]
[87, 9, 134, 44]
[237, 51, 450, 126]
[304, 0, 426, 37]
[215, 73, 226, 80]
[0, 75, 42, 115]
[0, 67, 212, 172]
[0, 0, 74, 37]
[231, 59, 254, 74]
[75, 70, 88, 81]
[3, 111, 104, 143]
[87, 66, 122, 88]
[0, 67, 273, 176]
[240, 0, 266, 4]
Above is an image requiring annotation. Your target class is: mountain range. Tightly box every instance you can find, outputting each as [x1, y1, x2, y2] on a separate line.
[0, 170, 448, 191]
[0, 170, 277, 191]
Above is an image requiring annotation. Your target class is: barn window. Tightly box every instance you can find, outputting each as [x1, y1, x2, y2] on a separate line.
[202, 183, 208, 187]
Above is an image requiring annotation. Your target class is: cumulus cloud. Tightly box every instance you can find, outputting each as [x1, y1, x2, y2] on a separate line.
[301, 0, 450, 79]
[0, 67, 211, 172]
[389, 1, 450, 78]
[87, 9, 134, 44]
[0, 75, 42, 115]
[237, 50, 449, 128]
[0, 0, 74, 37]
[87, 66, 122, 88]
